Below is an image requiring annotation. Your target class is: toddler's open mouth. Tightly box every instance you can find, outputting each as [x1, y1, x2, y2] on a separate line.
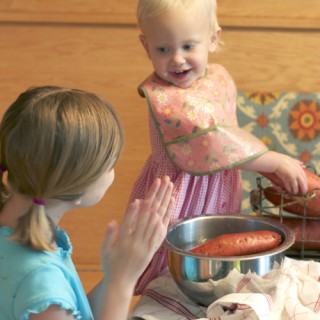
[171, 69, 190, 78]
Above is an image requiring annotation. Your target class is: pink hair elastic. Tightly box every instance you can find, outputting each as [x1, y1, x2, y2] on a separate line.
[33, 198, 45, 206]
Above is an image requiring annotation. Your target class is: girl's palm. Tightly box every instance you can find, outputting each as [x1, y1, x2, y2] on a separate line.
[101, 176, 174, 284]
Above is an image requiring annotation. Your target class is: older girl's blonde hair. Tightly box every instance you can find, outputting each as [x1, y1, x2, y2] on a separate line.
[137, 0, 219, 31]
[0, 86, 124, 251]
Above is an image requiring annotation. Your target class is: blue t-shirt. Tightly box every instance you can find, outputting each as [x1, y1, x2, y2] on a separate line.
[0, 226, 93, 320]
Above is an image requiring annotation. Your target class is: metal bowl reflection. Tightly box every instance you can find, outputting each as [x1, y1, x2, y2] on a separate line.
[164, 214, 295, 306]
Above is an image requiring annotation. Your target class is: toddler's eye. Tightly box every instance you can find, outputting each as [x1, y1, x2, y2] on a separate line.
[157, 47, 169, 53]
[183, 44, 194, 51]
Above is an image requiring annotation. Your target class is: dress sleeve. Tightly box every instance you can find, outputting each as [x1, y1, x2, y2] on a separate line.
[13, 265, 82, 320]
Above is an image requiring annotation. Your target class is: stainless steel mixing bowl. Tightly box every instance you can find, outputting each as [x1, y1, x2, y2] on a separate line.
[164, 214, 295, 306]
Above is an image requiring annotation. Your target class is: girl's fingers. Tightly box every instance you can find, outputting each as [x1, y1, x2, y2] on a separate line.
[147, 176, 172, 212]
[156, 181, 174, 219]
[141, 183, 174, 241]
[144, 177, 162, 207]
[162, 195, 175, 228]
[147, 196, 175, 249]
[101, 220, 118, 254]
[120, 199, 140, 235]
[123, 176, 174, 243]
[133, 177, 170, 228]
[134, 200, 156, 238]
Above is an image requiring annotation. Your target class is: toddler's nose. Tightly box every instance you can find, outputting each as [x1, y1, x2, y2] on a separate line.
[171, 51, 185, 66]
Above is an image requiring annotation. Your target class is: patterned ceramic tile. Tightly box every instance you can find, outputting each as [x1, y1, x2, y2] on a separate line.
[237, 91, 320, 214]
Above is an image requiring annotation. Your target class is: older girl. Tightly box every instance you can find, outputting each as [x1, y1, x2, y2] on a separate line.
[0, 86, 174, 319]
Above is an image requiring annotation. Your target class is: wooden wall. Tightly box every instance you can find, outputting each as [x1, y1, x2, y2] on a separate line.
[1, 0, 320, 294]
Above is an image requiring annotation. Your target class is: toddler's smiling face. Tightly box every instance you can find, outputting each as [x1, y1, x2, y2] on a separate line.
[139, 5, 220, 88]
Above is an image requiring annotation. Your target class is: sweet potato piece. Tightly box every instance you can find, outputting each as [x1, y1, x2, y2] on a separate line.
[190, 230, 282, 256]
[264, 186, 320, 217]
[268, 216, 320, 250]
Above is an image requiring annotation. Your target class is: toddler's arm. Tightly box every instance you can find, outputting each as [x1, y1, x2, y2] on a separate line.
[238, 151, 307, 195]
[88, 176, 174, 320]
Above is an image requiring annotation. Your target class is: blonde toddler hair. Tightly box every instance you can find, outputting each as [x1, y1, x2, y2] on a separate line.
[137, 0, 220, 32]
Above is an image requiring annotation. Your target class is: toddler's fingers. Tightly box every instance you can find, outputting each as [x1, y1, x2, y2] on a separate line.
[288, 163, 307, 194]
[298, 166, 308, 194]
[286, 169, 307, 195]
[288, 180, 299, 195]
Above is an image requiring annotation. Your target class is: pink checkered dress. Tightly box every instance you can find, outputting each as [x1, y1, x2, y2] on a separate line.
[129, 64, 266, 294]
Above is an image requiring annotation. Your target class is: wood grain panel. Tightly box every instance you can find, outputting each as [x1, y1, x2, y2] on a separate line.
[0, 0, 137, 24]
[2, 23, 320, 267]
[218, 0, 320, 29]
[1, 24, 150, 266]
[1, 0, 320, 29]
[77, 268, 103, 293]
[214, 29, 320, 91]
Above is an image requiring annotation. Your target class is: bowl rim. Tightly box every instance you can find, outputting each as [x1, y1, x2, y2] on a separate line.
[164, 214, 295, 261]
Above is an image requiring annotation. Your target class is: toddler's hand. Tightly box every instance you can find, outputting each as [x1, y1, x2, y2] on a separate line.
[100, 176, 174, 287]
[263, 152, 307, 194]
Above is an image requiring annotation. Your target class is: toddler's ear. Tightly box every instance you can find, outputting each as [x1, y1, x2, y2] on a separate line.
[139, 34, 151, 59]
[209, 27, 221, 53]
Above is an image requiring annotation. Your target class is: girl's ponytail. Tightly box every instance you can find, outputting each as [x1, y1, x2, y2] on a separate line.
[0, 165, 55, 251]
[14, 200, 55, 251]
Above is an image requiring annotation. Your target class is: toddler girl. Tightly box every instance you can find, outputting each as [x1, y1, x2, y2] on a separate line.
[129, 0, 307, 294]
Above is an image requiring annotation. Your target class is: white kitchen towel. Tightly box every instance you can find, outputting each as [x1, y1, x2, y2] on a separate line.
[130, 257, 320, 320]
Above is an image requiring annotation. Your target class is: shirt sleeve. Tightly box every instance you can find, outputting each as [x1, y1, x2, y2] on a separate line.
[13, 265, 82, 320]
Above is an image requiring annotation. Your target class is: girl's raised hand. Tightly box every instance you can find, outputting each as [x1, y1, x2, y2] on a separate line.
[101, 176, 174, 286]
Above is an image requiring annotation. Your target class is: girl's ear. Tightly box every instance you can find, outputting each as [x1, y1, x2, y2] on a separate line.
[74, 196, 82, 206]
[209, 27, 222, 53]
[139, 34, 151, 59]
